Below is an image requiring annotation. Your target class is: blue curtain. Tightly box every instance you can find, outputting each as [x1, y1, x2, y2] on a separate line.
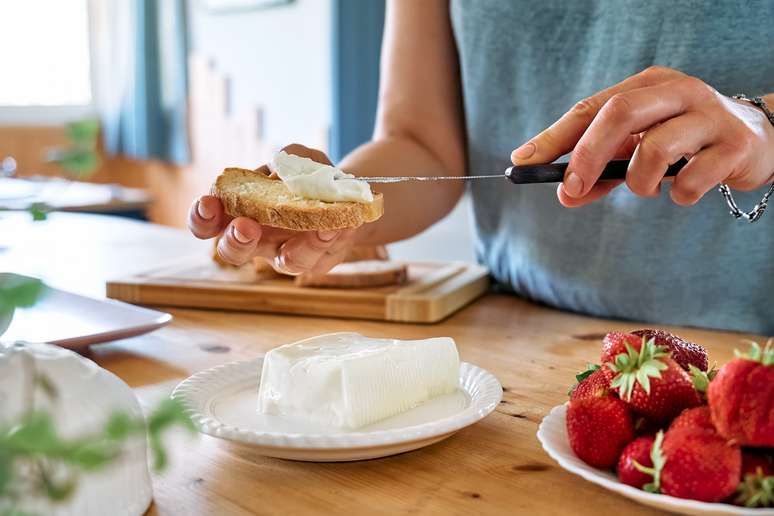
[103, 0, 190, 165]
[330, 0, 385, 162]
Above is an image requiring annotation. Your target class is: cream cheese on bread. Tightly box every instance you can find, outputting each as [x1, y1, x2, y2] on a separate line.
[268, 151, 374, 203]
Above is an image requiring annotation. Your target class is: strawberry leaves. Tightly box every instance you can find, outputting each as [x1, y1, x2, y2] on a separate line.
[633, 430, 666, 493]
[607, 338, 668, 400]
[735, 471, 774, 507]
[575, 363, 600, 383]
[689, 364, 717, 398]
[735, 341, 774, 367]
[568, 363, 601, 396]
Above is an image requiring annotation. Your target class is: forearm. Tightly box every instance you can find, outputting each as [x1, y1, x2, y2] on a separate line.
[338, 0, 466, 247]
[339, 137, 464, 246]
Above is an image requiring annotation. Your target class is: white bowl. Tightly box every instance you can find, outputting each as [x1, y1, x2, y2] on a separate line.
[0, 342, 152, 516]
[537, 403, 774, 516]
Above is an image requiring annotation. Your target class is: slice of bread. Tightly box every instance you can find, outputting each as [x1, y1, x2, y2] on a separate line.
[295, 260, 408, 288]
[212, 168, 383, 231]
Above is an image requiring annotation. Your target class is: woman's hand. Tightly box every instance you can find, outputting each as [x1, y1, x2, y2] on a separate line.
[511, 66, 774, 207]
[187, 144, 359, 275]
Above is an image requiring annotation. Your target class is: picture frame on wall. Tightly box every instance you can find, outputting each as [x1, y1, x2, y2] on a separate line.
[200, 0, 294, 14]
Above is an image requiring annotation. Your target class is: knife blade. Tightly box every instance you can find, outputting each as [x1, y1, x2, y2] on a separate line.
[352, 158, 688, 184]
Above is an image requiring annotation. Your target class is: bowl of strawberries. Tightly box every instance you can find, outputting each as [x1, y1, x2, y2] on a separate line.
[537, 330, 774, 515]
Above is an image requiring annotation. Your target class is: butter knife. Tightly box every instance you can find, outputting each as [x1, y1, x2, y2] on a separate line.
[352, 158, 688, 184]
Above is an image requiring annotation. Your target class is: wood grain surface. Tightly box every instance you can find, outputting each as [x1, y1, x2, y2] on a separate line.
[106, 259, 489, 323]
[0, 212, 764, 515]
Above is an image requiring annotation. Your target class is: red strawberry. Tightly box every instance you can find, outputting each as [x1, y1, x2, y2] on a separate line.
[566, 395, 635, 469]
[735, 451, 774, 507]
[570, 365, 611, 401]
[631, 329, 708, 372]
[617, 436, 655, 489]
[636, 428, 741, 502]
[607, 338, 701, 424]
[601, 332, 643, 365]
[708, 342, 774, 447]
[669, 406, 715, 434]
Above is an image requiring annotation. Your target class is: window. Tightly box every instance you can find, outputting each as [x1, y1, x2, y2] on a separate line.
[0, 0, 93, 123]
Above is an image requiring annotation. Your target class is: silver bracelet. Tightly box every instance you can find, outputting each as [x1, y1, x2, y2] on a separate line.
[718, 94, 774, 223]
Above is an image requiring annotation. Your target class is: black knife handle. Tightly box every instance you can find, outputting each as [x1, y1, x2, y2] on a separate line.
[504, 158, 688, 184]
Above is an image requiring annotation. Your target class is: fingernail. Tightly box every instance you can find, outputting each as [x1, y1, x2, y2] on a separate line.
[274, 254, 302, 276]
[317, 230, 338, 242]
[232, 227, 252, 244]
[564, 172, 584, 197]
[512, 142, 536, 161]
[197, 200, 214, 220]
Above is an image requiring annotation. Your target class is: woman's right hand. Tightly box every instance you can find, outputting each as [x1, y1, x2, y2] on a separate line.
[187, 144, 359, 276]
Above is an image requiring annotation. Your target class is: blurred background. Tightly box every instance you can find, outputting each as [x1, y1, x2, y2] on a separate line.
[0, 0, 474, 261]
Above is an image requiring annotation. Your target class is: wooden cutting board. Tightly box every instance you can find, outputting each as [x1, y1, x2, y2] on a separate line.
[106, 257, 489, 323]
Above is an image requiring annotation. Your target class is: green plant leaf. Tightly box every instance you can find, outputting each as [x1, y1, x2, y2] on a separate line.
[0, 508, 35, 516]
[51, 149, 100, 179]
[28, 203, 49, 221]
[65, 119, 99, 146]
[0, 276, 47, 314]
[0, 448, 11, 497]
[147, 399, 195, 434]
[104, 413, 135, 441]
[40, 466, 77, 502]
[64, 440, 121, 470]
[145, 398, 195, 471]
[35, 373, 59, 401]
[4, 413, 60, 455]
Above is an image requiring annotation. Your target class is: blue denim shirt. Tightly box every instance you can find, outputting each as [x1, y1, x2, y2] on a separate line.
[450, 0, 774, 333]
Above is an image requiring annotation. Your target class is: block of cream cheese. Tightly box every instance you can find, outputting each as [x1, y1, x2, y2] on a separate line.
[257, 332, 460, 429]
[268, 150, 374, 203]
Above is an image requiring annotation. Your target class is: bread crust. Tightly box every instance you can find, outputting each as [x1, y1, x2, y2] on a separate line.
[294, 261, 408, 288]
[212, 168, 383, 231]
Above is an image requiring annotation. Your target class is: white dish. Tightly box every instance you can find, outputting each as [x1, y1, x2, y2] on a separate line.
[171, 358, 502, 461]
[537, 403, 774, 516]
[1, 278, 172, 349]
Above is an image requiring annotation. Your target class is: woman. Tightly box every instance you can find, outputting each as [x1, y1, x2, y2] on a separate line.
[188, 1, 774, 333]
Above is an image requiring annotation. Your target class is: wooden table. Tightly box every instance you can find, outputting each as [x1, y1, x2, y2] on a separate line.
[0, 212, 763, 515]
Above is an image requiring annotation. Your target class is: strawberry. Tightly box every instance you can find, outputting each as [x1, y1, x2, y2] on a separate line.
[635, 428, 741, 502]
[569, 364, 611, 401]
[669, 406, 715, 434]
[735, 451, 774, 507]
[601, 332, 643, 365]
[708, 342, 774, 447]
[566, 395, 635, 469]
[606, 337, 701, 424]
[617, 435, 655, 489]
[630, 329, 708, 372]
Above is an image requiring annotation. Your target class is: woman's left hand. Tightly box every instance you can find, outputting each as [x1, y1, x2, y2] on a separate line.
[511, 66, 774, 207]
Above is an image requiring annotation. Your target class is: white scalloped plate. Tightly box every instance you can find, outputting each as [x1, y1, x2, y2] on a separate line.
[538, 404, 774, 516]
[171, 359, 502, 461]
